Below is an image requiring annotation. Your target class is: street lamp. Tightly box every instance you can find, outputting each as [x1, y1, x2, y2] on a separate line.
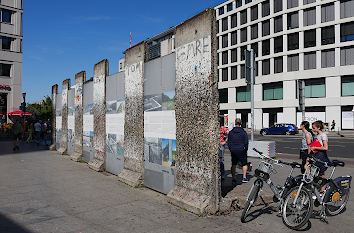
[22, 93, 26, 128]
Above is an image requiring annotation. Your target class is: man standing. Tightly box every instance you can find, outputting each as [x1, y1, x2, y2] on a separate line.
[34, 120, 42, 145]
[228, 118, 249, 185]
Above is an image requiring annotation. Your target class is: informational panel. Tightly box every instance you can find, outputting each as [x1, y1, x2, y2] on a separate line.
[296, 112, 326, 128]
[144, 53, 176, 194]
[67, 88, 75, 155]
[83, 81, 94, 163]
[105, 72, 125, 175]
[55, 94, 62, 150]
[342, 111, 354, 130]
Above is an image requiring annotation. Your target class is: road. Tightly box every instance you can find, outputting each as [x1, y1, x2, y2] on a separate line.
[1, 141, 353, 233]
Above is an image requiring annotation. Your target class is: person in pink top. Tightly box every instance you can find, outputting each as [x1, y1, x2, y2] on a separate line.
[220, 125, 229, 180]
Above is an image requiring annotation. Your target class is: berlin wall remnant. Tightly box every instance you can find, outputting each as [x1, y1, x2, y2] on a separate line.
[49, 84, 58, 151]
[117, 43, 145, 187]
[88, 60, 108, 172]
[167, 9, 220, 215]
[58, 79, 71, 155]
[71, 71, 86, 162]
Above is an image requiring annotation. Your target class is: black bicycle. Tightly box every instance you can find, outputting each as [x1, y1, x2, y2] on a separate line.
[241, 148, 302, 223]
[281, 155, 352, 230]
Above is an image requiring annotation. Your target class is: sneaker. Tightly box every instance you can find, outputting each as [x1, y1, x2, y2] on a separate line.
[242, 178, 249, 183]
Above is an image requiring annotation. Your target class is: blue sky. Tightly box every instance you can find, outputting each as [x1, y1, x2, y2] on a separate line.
[23, 0, 225, 103]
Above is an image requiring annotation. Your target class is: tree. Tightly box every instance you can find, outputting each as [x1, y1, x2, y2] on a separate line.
[26, 96, 52, 120]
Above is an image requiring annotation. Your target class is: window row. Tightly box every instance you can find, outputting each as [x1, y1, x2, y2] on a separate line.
[0, 63, 12, 77]
[217, 0, 354, 33]
[0, 36, 12, 50]
[0, 9, 12, 23]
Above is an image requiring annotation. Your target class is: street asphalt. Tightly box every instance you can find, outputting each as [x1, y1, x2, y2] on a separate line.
[0, 141, 353, 233]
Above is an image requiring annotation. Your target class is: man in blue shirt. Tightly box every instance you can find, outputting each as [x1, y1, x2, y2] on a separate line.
[228, 118, 249, 185]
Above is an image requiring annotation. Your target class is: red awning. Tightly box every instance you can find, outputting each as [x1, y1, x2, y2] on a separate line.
[7, 110, 33, 116]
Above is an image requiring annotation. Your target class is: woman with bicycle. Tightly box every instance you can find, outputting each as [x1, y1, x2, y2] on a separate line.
[300, 121, 313, 174]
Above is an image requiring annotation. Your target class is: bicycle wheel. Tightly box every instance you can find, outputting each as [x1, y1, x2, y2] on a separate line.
[241, 180, 262, 223]
[282, 186, 313, 230]
[326, 189, 350, 216]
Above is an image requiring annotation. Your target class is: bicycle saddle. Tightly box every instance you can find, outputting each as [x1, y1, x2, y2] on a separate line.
[331, 160, 345, 167]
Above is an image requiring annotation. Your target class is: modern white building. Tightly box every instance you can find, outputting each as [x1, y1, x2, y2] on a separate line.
[0, 0, 23, 123]
[216, 0, 354, 131]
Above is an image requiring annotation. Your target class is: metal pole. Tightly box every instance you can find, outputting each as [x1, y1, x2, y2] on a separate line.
[250, 49, 255, 142]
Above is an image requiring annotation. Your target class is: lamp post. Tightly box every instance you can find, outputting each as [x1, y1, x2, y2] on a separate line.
[22, 93, 26, 129]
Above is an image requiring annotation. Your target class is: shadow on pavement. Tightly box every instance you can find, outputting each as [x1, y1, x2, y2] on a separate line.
[0, 139, 50, 156]
[0, 213, 33, 233]
[221, 170, 254, 198]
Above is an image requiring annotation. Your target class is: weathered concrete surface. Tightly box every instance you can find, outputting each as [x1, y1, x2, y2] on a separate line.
[88, 60, 108, 172]
[49, 84, 58, 151]
[58, 79, 71, 155]
[71, 71, 86, 162]
[118, 43, 145, 187]
[167, 9, 220, 215]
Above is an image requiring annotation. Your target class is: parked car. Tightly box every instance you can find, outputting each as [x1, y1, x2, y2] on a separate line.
[260, 123, 299, 136]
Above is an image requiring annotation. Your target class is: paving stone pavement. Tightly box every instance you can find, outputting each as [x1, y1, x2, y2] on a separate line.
[0, 141, 353, 233]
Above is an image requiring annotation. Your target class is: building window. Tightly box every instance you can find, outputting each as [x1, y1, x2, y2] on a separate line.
[340, 0, 354, 19]
[240, 10, 247, 25]
[241, 46, 247, 61]
[341, 46, 354, 66]
[304, 52, 317, 70]
[321, 3, 335, 23]
[251, 5, 258, 21]
[304, 29, 316, 48]
[231, 14, 237, 28]
[287, 12, 299, 29]
[227, 3, 233, 12]
[303, 0, 316, 5]
[222, 35, 228, 48]
[304, 8, 316, 26]
[342, 76, 354, 96]
[321, 49, 335, 68]
[305, 78, 326, 98]
[245, 0, 252, 4]
[237, 86, 251, 102]
[262, 59, 270, 75]
[288, 0, 299, 9]
[341, 22, 354, 42]
[236, 0, 242, 8]
[274, 0, 283, 13]
[288, 33, 299, 50]
[251, 43, 258, 57]
[274, 36, 283, 53]
[240, 64, 245, 78]
[262, 0, 270, 17]
[231, 66, 237, 80]
[219, 89, 228, 103]
[231, 48, 237, 62]
[251, 24, 258, 39]
[322, 26, 335, 45]
[274, 16, 283, 33]
[262, 39, 270, 56]
[0, 63, 11, 77]
[262, 20, 270, 36]
[288, 54, 299, 71]
[231, 31, 237, 45]
[255, 61, 259, 76]
[222, 68, 228, 81]
[241, 28, 247, 43]
[216, 20, 220, 34]
[1, 9, 12, 23]
[274, 57, 283, 73]
[222, 18, 228, 32]
[222, 51, 228, 65]
[1, 37, 12, 50]
[219, 7, 225, 16]
[263, 82, 283, 100]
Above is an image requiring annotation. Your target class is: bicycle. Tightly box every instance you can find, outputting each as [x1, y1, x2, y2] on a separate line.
[241, 148, 302, 223]
[281, 154, 352, 230]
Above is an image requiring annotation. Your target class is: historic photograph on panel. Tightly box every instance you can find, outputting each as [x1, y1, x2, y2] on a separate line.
[83, 131, 91, 147]
[116, 99, 125, 114]
[162, 139, 176, 167]
[68, 129, 73, 143]
[145, 137, 162, 165]
[106, 133, 117, 154]
[144, 94, 162, 112]
[106, 101, 117, 114]
[117, 134, 124, 157]
[162, 91, 175, 111]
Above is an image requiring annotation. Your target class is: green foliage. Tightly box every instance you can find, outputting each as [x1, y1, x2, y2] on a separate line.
[26, 96, 52, 120]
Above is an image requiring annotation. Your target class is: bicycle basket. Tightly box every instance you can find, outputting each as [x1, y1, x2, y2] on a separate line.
[304, 164, 319, 183]
[258, 162, 273, 175]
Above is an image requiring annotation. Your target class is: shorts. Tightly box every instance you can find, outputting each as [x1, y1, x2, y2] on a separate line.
[231, 150, 248, 166]
[13, 134, 22, 141]
[313, 151, 330, 175]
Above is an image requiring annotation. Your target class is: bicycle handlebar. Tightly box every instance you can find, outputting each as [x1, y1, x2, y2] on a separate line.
[252, 148, 301, 168]
[308, 154, 330, 168]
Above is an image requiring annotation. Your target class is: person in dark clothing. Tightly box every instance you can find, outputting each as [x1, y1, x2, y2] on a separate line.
[228, 118, 249, 185]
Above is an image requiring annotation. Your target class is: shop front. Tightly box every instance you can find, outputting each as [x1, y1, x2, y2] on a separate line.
[0, 93, 8, 123]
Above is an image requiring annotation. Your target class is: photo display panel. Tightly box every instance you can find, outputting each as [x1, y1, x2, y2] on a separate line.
[83, 81, 94, 163]
[67, 88, 75, 155]
[55, 94, 62, 149]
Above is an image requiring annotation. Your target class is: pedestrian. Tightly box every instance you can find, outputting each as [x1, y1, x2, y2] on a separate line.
[26, 120, 34, 143]
[220, 124, 229, 180]
[331, 120, 336, 131]
[299, 121, 313, 174]
[34, 120, 42, 145]
[11, 117, 23, 151]
[228, 118, 249, 185]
